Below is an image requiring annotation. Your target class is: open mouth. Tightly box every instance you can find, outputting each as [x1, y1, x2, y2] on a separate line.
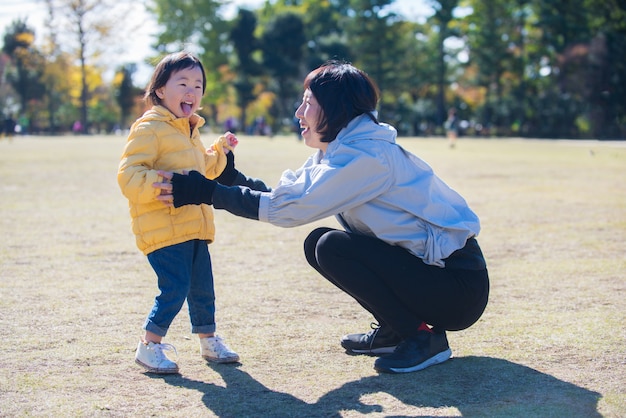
[181, 101, 193, 115]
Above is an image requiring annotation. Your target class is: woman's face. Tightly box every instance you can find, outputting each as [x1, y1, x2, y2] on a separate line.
[295, 88, 327, 152]
[156, 66, 204, 118]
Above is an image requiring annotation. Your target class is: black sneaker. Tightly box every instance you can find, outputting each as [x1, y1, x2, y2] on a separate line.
[341, 323, 402, 355]
[374, 331, 451, 373]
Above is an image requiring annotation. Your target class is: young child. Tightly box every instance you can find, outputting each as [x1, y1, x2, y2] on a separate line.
[117, 51, 239, 374]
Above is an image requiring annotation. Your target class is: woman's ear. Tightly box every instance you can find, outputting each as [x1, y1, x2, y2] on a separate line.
[156, 88, 164, 100]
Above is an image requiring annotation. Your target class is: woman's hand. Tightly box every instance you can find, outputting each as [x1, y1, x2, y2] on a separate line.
[216, 149, 238, 186]
[153, 170, 217, 207]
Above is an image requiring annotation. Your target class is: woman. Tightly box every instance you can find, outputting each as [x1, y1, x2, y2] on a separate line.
[154, 62, 489, 374]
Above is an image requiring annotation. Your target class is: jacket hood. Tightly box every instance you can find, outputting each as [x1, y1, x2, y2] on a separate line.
[334, 113, 397, 146]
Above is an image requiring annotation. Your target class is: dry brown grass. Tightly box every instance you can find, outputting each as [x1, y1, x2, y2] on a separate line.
[0, 134, 624, 417]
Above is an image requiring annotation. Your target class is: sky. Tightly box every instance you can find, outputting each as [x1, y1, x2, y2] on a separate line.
[0, 0, 433, 85]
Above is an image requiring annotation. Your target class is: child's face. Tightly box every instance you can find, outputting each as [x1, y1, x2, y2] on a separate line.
[156, 66, 204, 118]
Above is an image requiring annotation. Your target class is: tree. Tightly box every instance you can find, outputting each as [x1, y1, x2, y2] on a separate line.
[296, 0, 353, 68]
[40, 0, 74, 133]
[343, 0, 402, 116]
[531, 0, 592, 137]
[230, 8, 262, 132]
[392, 19, 441, 135]
[40, 51, 74, 133]
[578, 0, 626, 138]
[2, 19, 46, 129]
[428, 0, 459, 127]
[465, 0, 517, 134]
[64, 0, 110, 133]
[114, 64, 140, 129]
[35, 0, 137, 133]
[260, 12, 307, 131]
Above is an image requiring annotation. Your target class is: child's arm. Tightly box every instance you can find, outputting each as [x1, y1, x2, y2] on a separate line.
[204, 132, 240, 180]
[214, 131, 240, 185]
[117, 129, 162, 204]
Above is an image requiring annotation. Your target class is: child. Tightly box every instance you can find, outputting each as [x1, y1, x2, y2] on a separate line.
[117, 51, 239, 374]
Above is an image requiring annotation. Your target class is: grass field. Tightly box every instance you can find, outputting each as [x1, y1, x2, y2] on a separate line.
[0, 133, 624, 417]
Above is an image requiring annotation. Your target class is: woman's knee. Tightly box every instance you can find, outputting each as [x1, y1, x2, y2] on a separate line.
[303, 227, 336, 266]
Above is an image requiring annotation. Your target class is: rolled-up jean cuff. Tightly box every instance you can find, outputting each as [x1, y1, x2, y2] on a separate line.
[192, 324, 217, 334]
[144, 320, 168, 337]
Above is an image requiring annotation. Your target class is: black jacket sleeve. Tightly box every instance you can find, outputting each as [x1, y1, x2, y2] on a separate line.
[215, 152, 238, 186]
[171, 171, 216, 207]
[215, 152, 273, 193]
[212, 183, 264, 220]
[230, 171, 272, 193]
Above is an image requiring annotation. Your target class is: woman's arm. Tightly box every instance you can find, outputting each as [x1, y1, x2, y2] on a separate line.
[258, 145, 392, 227]
[212, 184, 264, 220]
[231, 171, 272, 192]
[154, 170, 265, 220]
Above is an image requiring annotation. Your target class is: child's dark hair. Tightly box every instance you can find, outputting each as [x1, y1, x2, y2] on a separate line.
[145, 52, 206, 106]
[303, 61, 379, 143]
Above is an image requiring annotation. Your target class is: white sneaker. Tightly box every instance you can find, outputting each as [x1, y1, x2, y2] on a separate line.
[200, 335, 240, 363]
[135, 341, 179, 374]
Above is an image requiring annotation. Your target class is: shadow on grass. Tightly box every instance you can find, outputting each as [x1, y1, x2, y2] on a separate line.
[153, 356, 601, 417]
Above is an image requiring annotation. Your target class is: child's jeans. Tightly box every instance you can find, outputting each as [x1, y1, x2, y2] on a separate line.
[144, 240, 217, 337]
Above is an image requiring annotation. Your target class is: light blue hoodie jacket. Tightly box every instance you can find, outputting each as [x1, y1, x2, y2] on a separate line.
[257, 114, 480, 267]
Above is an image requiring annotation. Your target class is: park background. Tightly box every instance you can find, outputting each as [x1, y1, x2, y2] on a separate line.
[1, 0, 625, 416]
[1, 0, 625, 139]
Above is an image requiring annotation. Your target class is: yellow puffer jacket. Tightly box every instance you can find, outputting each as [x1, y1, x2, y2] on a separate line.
[117, 105, 231, 255]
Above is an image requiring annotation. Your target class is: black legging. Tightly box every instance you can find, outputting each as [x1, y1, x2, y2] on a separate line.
[304, 227, 489, 339]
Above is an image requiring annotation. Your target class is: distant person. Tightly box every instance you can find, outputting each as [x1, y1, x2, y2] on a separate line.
[3, 115, 16, 139]
[72, 120, 82, 135]
[253, 116, 269, 135]
[154, 62, 489, 374]
[224, 116, 238, 134]
[445, 107, 459, 148]
[117, 51, 240, 374]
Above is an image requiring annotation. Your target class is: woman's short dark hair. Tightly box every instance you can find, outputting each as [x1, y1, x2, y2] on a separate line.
[145, 52, 207, 106]
[303, 61, 379, 142]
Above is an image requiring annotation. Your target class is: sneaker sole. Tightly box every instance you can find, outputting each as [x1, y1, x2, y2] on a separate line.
[374, 348, 452, 374]
[203, 355, 240, 364]
[344, 345, 398, 355]
[135, 359, 179, 374]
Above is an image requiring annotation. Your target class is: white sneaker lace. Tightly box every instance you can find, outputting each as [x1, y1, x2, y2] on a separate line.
[153, 342, 178, 362]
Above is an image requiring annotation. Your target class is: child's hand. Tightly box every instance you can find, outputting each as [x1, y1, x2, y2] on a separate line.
[224, 131, 239, 153]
